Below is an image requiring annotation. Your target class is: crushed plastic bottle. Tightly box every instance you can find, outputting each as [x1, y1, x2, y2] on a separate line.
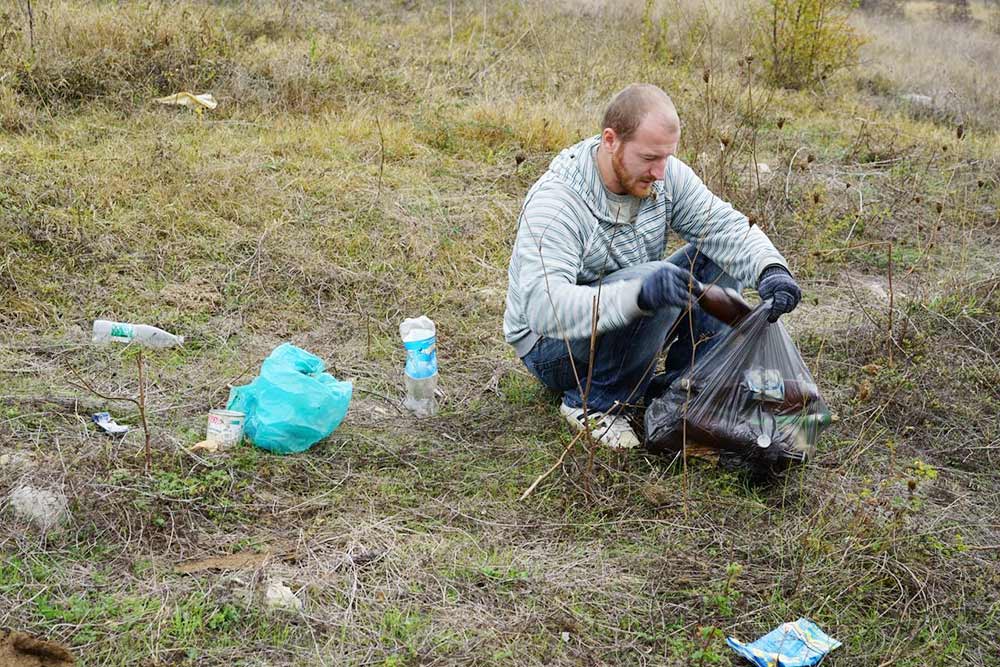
[92, 320, 184, 349]
[399, 316, 438, 417]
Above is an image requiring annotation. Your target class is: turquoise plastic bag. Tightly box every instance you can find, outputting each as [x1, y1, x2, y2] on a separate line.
[227, 344, 352, 454]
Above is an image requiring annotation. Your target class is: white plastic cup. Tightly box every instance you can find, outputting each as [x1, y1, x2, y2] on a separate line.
[206, 409, 245, 448]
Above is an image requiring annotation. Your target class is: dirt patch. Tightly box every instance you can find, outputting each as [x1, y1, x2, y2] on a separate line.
[0, 630, 75, 667]
[160, 277, 222, 311]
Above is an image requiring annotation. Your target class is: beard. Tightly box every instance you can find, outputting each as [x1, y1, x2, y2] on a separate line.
[612, 145, 654, 198]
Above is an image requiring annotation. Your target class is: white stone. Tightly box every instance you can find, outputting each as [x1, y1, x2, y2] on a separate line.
[0, 452, 32, 469]
[264, 580, 303, 611]
[756, 163, 771, 174]
[901, 93, 934, 108]
[9, 485, 69, 532]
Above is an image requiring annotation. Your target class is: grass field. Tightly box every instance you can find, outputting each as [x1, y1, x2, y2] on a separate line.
[1, 1, 999, 665]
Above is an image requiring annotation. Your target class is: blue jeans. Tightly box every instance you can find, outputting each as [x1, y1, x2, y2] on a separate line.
[520, 244, 741, 413]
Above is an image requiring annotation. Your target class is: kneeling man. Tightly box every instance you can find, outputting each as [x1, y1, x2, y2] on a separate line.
[503, 84, 801, 448]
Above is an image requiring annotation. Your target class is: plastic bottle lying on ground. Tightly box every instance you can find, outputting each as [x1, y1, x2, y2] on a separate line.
[92, 320, 184, 348]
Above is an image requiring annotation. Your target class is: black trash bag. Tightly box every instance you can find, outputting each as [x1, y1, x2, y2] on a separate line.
[644, 302, 831, 470]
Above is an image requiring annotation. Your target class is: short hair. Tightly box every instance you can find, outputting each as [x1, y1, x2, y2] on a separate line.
[600, 84, 677, 142]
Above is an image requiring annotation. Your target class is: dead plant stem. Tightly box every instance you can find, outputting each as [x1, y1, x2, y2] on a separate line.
[887, 241, 894, 367]
[136, 349, 151, 471]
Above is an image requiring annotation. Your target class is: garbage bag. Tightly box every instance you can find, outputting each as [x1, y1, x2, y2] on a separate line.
[227, 343, 352, 455]
[645, 302, 831, 469]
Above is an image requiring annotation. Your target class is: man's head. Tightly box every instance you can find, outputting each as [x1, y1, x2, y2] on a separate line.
[599, 84, 680, 198]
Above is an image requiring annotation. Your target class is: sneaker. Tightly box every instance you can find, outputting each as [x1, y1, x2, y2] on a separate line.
[559, 402, 640, 450]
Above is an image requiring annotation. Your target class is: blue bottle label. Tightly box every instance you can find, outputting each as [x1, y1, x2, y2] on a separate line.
[403, 335, 437, 379]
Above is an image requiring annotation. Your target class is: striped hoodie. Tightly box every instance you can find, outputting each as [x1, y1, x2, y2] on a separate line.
[503, 135, 788, 356]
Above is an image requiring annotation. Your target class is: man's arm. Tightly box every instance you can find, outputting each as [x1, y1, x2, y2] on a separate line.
[513, 185, 644, 341]
[665, 157, 788, 284]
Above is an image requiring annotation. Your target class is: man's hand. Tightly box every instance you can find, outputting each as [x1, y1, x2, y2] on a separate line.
[638, 264, 697, 312]
[757, 265, 801, 323]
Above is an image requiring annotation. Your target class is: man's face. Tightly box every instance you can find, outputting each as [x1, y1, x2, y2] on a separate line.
[607, 113, 680, 198]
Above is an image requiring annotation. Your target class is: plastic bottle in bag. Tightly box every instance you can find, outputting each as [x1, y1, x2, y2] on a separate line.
[92, 320, 184, 348]
[399, 316, 438, 417]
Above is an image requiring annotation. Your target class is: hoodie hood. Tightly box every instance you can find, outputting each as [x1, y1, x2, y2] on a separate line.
[544, 135, 667, 226]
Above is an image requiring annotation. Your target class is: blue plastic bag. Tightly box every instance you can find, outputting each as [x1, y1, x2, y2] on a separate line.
[727, 618, 841, 667]
[227, 344, 352, 454]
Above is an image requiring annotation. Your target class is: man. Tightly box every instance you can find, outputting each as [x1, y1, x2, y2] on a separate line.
[503, 84, 801, 449]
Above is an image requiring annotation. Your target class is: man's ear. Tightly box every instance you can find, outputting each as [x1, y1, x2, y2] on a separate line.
[601, 128, 618, 152]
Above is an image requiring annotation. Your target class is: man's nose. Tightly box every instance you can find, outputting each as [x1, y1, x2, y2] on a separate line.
[650, 159, 667, 180]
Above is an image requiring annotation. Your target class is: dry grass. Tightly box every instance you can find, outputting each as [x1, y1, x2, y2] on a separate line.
[854, 4, 1000, 128]
[0, 1, 999, 665]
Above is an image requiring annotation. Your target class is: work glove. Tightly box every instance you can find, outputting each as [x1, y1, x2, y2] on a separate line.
[757, 265, 801, 323]
[637, 263, 697, 312]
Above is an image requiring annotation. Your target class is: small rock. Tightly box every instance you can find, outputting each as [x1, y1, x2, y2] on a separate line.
[901, 93, 934, 109]
[9, 485, 69, 532]
[264, 580, 303, 611]
[756, 163, 771, 174]
[0, 452, 31, 469]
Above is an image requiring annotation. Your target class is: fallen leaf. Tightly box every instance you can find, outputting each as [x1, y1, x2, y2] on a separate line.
[857, 380, 873, 402]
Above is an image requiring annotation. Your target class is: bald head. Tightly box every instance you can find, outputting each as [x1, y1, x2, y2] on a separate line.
[600, 84, 679, 142]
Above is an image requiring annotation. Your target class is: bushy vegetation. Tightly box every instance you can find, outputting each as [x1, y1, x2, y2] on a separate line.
[0, 1, 998, 666]
[754, 0, 864, 89]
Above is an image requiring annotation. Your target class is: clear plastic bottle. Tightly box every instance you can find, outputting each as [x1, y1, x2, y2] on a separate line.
[399, 316, 438, 417]
[92, 320, 185, 349]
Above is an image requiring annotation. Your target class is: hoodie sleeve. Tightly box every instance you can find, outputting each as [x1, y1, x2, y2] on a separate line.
[513, 182, 645, 341]
[666, 157, 788, 285]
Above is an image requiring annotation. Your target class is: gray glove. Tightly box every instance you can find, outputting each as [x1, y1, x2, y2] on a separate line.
[757, 265, 801, 323]
[638, 264, 697, 312]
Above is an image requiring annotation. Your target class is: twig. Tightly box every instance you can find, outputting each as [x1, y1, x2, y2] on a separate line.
[67, 369, 140, 409]
[25, 0, 34, 54]
[583, 294, 600, 496]
[844, 175, 864, 243]
[520, 430, 585, 501]
[785, 146, 807, 207]
[353, 388, 404, 415]
[815, 240, 902, 364]
[448, 0, 454, 58]
[136, 349, 152, 471]
[68, 360, 153, 471]
[374, 115, 385, 204]
[887, 242, 894, 367]
[0, 395, 106, 413]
